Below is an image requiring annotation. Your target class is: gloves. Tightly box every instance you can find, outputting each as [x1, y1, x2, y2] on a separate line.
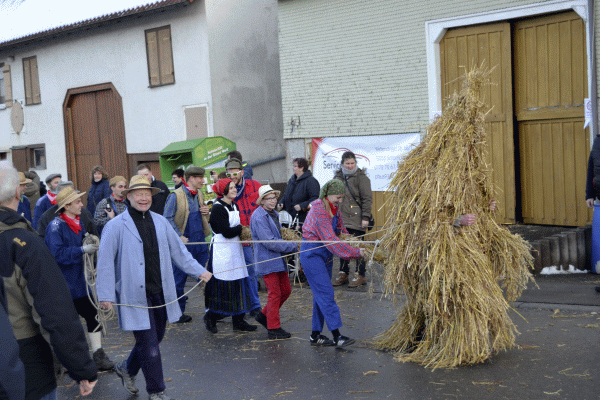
[82, 244, 99, 254]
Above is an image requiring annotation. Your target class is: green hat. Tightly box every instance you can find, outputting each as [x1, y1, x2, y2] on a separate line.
[319, 179, 346, 199]
[184, 166, 205, 180]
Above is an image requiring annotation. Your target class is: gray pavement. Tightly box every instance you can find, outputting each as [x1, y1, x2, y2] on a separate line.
[58, 272, 600, 400]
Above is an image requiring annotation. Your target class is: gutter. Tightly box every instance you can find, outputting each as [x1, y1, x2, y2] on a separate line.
[590, 0, 598, 137]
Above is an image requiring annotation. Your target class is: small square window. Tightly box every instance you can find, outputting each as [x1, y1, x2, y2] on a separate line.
[0, 152, 7, 161]
[30, 146, 46, 169]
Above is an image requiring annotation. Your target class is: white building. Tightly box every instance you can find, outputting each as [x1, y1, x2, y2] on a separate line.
[0, 0, 286, 193]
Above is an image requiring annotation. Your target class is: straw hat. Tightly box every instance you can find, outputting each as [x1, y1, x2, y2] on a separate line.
[122, 175, 161, 196]
[256, 185, 280, 205]
[56, 187, 86, 212]
[19, 172, 32, 185]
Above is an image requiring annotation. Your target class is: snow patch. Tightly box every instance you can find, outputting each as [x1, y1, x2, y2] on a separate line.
[540, 265, 588, 275]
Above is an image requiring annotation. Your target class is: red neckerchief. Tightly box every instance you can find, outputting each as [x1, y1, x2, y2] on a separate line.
[112, 194, 124, 202]
[182, 179, 198, 196]
[59, 213, 82, 234]
[325, 198, 338, 217]
[47, 192, 57, 205]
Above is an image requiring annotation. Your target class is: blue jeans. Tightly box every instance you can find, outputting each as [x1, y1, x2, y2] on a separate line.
[243, 245, 261, 311]
[39, 389, 57, 400]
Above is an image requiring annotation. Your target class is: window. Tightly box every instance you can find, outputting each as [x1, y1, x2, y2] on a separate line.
[0, 63, 12, 109]
[0, 152, 7, 161]
[11, 143, 45, 171]
[22, 56, 41, 105]
[145, 26, 175, 87]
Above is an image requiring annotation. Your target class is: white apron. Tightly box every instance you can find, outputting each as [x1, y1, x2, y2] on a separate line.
[211, 203, 248, 281]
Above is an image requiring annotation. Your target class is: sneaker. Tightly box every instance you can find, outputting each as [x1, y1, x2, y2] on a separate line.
[255, 311, 268, 329]
[114, 361, 139, 395]
[149, 391, 174, 400]
[93, 348, 115, 371]
[233, 319, 257, 332]
[348, 274, 367, 288]
[309, 334, 335, 346]
[268, 327, 291, 339]
[334, 335, 355, 347]
[174, 314, 192, 324]
[204, 313, 218, 334]
[332, 272, 349, 286]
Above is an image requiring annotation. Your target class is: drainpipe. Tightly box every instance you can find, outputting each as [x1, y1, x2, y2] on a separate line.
[589, 0, 598, 138]
[249, 154, 286, 168]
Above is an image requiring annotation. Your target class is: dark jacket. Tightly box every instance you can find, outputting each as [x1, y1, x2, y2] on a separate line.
[0, 207, 97, 400]
[37, 205, 97, 239]
[333, 168, 373, 232]
[45, 217, 87, 299]
[586, 135, 600, 199]
[23, 171, 40, 215]
[150, 178, 170, 215]
[280, 170, 320, 224]
[0, 290, 25, 400]
[32, 195, 53, 230]
[87, 179, 111, 215]
[17, 196, 31, 223]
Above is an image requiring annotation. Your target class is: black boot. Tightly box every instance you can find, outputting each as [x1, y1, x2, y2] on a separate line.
[204, 313, 217, 334]
[232, 314, 257, 332]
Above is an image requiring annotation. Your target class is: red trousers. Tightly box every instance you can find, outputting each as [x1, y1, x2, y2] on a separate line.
[261, 271, 292, 329]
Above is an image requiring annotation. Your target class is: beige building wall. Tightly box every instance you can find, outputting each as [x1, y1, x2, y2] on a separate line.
[278, 0, 597, 140]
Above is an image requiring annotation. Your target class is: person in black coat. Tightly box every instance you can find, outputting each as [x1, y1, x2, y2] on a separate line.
[86, 166, 112, 215]
[136, 164, 170, 215]
[278, 158, 320, 229]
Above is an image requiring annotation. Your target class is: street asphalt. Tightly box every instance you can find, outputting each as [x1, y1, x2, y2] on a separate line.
[57, 270, 600, 400]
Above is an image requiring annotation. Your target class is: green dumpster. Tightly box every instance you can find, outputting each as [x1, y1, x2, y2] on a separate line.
[159, 137, 236, 203]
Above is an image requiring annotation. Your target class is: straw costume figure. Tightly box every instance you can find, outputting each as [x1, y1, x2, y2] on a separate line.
[374, 67, 533, 369]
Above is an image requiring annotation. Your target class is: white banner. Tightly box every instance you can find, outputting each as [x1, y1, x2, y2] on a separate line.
[311, 133, 421, 191]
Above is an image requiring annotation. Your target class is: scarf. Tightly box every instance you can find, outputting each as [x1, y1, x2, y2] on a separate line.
[47, 192, 57, 205]
[341, 166, 357, 176]
[319, 179, 346, 199]
[182, 179, 197, 196]
[59, 213, 81, 234]
[324, 198, 338, 217]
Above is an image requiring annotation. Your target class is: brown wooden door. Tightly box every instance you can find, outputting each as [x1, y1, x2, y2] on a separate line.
[63, 83, 128, 201]
[514, 11, 590, 226]
[440, 22, 515, 223]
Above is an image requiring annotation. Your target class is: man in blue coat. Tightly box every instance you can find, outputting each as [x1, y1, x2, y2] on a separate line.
[97, 175, 212, 400]
[32, 173, 61, 229]
[17, 172, 32, 222]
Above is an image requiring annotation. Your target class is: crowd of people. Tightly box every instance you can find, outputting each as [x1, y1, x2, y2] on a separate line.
[0, 149, 374, 400]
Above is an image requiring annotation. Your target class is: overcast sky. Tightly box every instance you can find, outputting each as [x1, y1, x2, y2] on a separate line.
[0, 0, 157, 42]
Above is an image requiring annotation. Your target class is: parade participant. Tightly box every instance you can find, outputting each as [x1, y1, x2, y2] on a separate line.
[0, 162, 97, 399]
[17, 172, 32, 222]
[203, 178, 257, 334]
[97, 175, 212, 400]
[23, 170, 40, 215]
[586, 134, 600, 291]
[227, 150, 253, 179]
[36, 181, 98, 239]
[163, 166, 211, 323]
[225, 157, 262, 315]
[300, 179, 364, 347]
[137, 164, 170, 215]
[32, 173, 61, 229]
[333, 151, 373, 288]
[171, 168, 184, 189]
[93, 176, 128, 235]
[86, 166, 111, 216]
[0, 293, 25, 400]
[45, 187, 115, 371]
[278, 157, 320, 230]
[251, 185, 297, 339]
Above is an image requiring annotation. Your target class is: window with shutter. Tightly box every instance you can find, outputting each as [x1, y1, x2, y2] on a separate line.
[145, 26, 175, 87]
[23, 56, 41, 105]
[1, 64, 12, 108]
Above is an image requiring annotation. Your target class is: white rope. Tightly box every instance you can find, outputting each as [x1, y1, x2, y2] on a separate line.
[82, 233, 113, 335]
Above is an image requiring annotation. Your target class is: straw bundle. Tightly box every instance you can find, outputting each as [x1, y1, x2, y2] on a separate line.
[240, 225, 252, 241]
[281, 227, 302, 250]
[338, 233, 388, 264]
[373, 67, 533, 369]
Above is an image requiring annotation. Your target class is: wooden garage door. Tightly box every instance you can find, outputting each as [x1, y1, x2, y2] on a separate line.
[64, 83, 128, 200]
[440, 22, 515, 223]
[514, 11, 590, 226]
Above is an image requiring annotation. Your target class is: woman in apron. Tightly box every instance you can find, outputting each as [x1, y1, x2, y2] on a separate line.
[299, 179, 364, 347]
[204, 178, 257, 333]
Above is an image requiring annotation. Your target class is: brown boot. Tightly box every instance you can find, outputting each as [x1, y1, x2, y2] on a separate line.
[348, 274, 366, 288]
[332, 272, 349, 286]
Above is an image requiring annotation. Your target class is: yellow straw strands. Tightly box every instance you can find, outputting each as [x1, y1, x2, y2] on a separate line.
[373, 67, 533, 369]
[338, 233, 388, 264]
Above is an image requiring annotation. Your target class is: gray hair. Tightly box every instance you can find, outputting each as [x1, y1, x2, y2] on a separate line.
[0, 161, 19, 205]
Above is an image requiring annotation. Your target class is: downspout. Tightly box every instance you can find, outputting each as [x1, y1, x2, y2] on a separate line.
[589, 0, 598, 138]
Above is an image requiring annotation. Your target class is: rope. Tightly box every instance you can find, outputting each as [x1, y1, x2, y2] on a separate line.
[82, 233, 112, 335]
